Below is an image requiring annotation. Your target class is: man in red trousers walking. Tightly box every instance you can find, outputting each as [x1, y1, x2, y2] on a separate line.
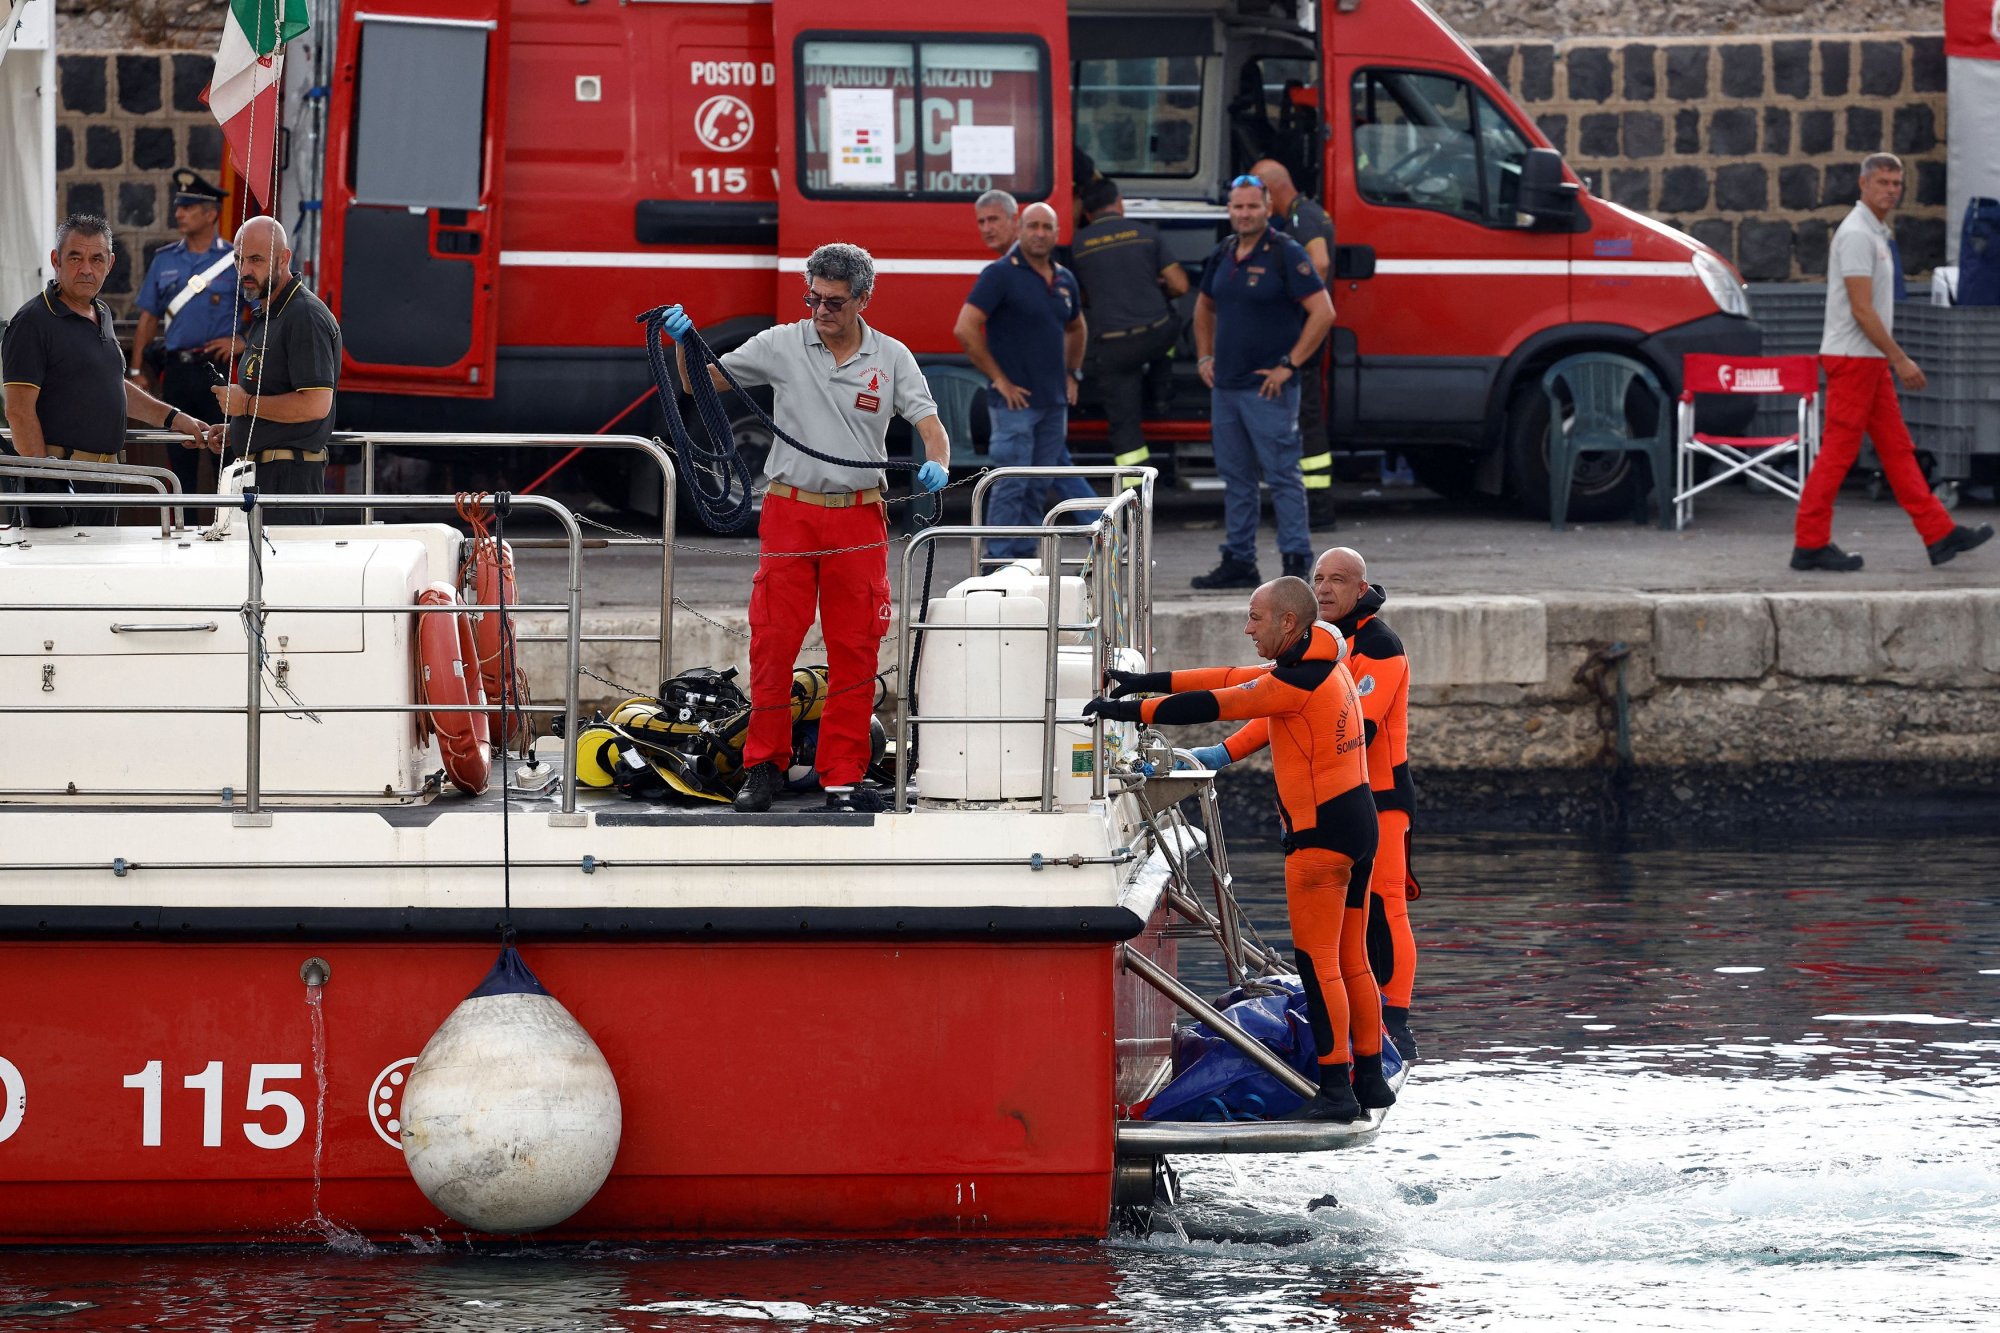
[1792, 153, 1990, 572]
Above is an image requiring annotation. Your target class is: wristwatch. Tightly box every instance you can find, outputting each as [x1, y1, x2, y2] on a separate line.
[1278, 358, 1297, 373]
[1070, 368, 1085, 382]
[126, 368, 142, 378]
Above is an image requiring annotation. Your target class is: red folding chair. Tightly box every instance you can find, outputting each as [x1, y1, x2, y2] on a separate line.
[1673, 354, 1821, 528]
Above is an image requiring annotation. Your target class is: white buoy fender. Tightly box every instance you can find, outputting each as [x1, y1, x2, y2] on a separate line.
[400, 946, 622, 1233]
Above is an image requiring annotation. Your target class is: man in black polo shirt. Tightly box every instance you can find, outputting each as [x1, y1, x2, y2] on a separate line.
[1254, 158, 1338, 525]
[1072, 177, 1188, 484]
[1190, 176, 1334, 589]
[213, 217, 340, 525]
[3, 214, 215, 527]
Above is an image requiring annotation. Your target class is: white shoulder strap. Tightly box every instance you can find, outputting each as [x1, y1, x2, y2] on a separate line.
[164, 249, 238, 326]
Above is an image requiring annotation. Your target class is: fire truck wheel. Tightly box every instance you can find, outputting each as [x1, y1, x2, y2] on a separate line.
[1503, 380, 1649, 524]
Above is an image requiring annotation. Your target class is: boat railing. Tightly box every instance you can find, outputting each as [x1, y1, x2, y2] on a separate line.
[891, 466, 1156, 814]
[0, 438, 187, 537]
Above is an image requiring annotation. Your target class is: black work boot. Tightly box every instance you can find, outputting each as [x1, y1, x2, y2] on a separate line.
[1383, 1006, 1419, 1063]
[824, 782, 887, 814]
[1191, 556, 1260, 590]
[1308, 490, 1339, 531]
[1281, 552, 1311, 580]
[733, 761, 781, 813]
[1350, 1052, 1397, 1110]
[1283, 1064, 1363, 1123]
[1927, 523, 1994, 567]
[1789, 543, 1864, 572]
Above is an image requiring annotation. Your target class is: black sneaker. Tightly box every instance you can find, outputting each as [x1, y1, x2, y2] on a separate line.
[1350, 1052, 1397, 1110]
[1790, 543, 1864, 572]
[732, 761, 781, 813]
[824, 783, 887, 814]
[1281, 553, 1311, 580]
[1384, 1006, 1419, 1063]
[1191, 556, 1260, 590]
[1927, 523, 1994, 567]
[1281, 1064, 1363, 1123]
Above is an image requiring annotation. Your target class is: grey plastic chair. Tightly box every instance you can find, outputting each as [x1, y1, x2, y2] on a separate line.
[1540, 353, 1677, 531]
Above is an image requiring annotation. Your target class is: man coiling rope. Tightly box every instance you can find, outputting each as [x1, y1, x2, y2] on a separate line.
[643, 242, 952, 816]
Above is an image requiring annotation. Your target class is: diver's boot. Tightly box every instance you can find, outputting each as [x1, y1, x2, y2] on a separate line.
[1383, 1006, 1419, 1062]
[1350, 1052, 1397, 1110]
[1282, 1064, 1363, 1123]
[733, 762, 781, 813]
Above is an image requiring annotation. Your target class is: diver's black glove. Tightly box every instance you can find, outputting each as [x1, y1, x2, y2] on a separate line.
[1083, 695, 1144, 722]
[1104, 668, 1170, 698]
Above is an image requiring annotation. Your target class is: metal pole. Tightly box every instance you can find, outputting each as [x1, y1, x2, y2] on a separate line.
[560, 502, 584, 815]
[1120, 944, 1317, 1100]
[657, 446, 676, 683]
[1040, 530, 1061, 813]
[892, 530, 921, 815]
[361, 440, 375, 525]
[243, 499, 264, 815]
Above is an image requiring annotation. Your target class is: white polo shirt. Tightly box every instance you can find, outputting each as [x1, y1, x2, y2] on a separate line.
[1821, 203, 1897, 359]
[719, 318, 939, 493]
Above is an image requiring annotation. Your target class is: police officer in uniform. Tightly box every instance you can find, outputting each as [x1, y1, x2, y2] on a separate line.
[131, 170, 238, 503]
[1071, 177, 1187, 485]
[212, 218, 340, 524]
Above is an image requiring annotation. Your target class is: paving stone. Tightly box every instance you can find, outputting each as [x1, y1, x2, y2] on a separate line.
[1762, 107, 1791, 157]
[1916, 160, 1947, 208]
[1622, 44, 1656, 101]
[1720, 44, 1764, 98]
[116, 55, 161, 115]
[1673, 108, 1701, 155]
[1658, 165, 1709, 214]
[1794, 218, 1830, 275]
[1778, 164, 1819, 212]
[1623, 111, 1663, 158]
[1799, 109, 1834, 156]
[1822, 161, 1860, 206]
[1771, 596, 1881, 677]
[1859, 40, 1904, 96]
[1666, 45, 1708, 100]
[1567, 47, 1613, 102]
[1844, 106, 1883, 153]
[1579, 113, 1620, 157]
[1893, 104, 1937, 156]
[1894, 216, 1946, 275]
[105, 248, 132, 296]
[132, 125, 175, 171]
[116, 181, 155, 229]
[85, 125, 122, 170]
[1609, 168, 1651, 211]
[1656, 596, 1773, 680]
[172, 55, 215, 113]
[59, 54, 105, 115]
[1714, 162, 1768, 212]
[55, 124, 73, 173]
[1536, 114, 1568, 154]
[1690, 219, 1734, 265]
[65, 181, 105, 219]
[1737, 218, 1793, 281]
[1910, 36, 1946, 94]
[1819, 40, 1850, 97]
[1772, 40, 1812, 98]
[1709, 107, 1757, 156]
[188, 124, 224, 171]
[1520, 45, 1555, 102]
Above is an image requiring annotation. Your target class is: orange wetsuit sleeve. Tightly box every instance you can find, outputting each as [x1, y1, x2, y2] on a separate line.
[1166, 664, 1267, 692]
[1138, 669, 1311, 727]
[1223, 717, 1270, 762]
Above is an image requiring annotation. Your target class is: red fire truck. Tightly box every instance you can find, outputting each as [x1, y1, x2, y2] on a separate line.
[281, 0, 1759, 521]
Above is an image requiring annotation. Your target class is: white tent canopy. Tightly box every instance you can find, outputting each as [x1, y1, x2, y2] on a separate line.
[1, 0, 56, 320]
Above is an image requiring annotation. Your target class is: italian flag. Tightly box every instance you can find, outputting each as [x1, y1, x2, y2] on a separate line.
[203, 0, 310, 207]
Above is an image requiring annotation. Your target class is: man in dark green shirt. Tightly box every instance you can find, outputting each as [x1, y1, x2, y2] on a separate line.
[213, 217, 340, 525]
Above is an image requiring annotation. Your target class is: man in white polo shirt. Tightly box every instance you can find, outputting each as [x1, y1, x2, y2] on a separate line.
[663, 243, 951, 813]
[1793, 152, 1991, 571]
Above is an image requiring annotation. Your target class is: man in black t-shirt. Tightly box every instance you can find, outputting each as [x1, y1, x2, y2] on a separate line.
[3, 214, 214, 526]
[1071, 178, 1188, 483]
[1255, 159, 1337, 526]
[214, 217, 340, 525]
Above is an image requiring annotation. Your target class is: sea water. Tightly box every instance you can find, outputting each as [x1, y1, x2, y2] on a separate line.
[0, 828, 1993, 1331]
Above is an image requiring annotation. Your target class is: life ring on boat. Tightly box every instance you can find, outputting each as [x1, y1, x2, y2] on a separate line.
[465, 535, 531, 743]
[417, 582, 491, 795]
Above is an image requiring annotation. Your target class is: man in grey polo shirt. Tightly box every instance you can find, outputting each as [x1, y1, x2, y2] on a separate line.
[663, 243, 951, 813]
[1793, 152, 1991, 571]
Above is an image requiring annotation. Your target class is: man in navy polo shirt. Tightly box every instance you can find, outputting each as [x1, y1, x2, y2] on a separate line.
[1190, 175, 1335, 589]
[955, 201, 1095, 559]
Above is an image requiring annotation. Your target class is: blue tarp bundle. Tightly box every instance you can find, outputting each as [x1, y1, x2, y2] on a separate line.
[1142, 976, 1405, 1122]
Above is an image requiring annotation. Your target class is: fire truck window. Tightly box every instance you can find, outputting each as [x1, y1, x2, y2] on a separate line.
[353, 20, 489, 209]
[1350, 69, 1527, 227]
[1075, 56, 1202, 178]
[798, 36, 1051, 200]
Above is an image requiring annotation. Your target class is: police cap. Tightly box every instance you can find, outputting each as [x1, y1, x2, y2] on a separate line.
[170, 168, 225, 209]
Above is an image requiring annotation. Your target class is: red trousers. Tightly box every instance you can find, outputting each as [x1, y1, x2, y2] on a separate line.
[744, 494, 891, 786]
[1795, 356, 1954, 549]
[1287, 847, 1381, 1066]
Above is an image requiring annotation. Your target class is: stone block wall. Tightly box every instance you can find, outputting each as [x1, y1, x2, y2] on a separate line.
[53, 50, 224, 313]
[1476, 33, 1950, 281]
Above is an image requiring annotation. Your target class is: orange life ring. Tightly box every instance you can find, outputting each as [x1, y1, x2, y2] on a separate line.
[417, 582, 491, 795]
[466, 536, 530, 744]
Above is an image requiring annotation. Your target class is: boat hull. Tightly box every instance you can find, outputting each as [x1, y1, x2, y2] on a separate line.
[0, 931, 1173, 1243]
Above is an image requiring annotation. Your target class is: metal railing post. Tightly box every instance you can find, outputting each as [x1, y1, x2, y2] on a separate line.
[1120, 944, 1316, 1100]
[1040, 530, 1060, 812]
[361, 440, 375, 525]
[242, 499, 264, 815]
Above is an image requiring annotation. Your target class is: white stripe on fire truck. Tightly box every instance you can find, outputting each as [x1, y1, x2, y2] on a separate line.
[1373, 258, 1697, 277]
[500, 252, 994, 276]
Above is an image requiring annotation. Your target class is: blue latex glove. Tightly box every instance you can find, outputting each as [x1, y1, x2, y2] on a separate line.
[917, 460, 948, 492]
[660, 304, 694, 342]
[1176, 743, 1232, 772]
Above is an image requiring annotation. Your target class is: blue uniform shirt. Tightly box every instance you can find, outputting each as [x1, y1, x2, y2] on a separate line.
[136, 237, 239, 350]
[964, 246, 1081, 409]
[1199, 227, 1325, 391]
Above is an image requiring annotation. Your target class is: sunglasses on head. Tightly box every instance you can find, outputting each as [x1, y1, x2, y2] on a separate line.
[1229, 174, 1266, 190]
[803, 292, 851, 312]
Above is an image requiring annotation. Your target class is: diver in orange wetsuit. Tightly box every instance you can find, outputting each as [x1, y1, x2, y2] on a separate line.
[1195, 548, 1421, 1061]
[1085, 577, 1393, 1122]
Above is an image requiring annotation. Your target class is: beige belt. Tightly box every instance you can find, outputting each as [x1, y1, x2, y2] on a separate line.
[44, 447, 120, 463]
[255, 448, 329, 464]
[1097, 315, 1174, 341]
[767, 482, 883, 508]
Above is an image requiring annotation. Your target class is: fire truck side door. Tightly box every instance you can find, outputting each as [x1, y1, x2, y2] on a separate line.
[322, 0, 509, 398]
[770, 2, 1070, 355]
